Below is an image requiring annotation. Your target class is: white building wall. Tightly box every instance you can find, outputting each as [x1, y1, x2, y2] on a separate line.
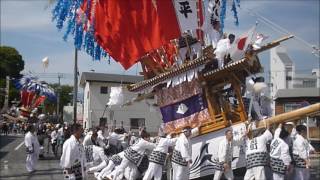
[270, 47, 286, 100]
[63, 103, 84, 125]
[312, 69, 320, 88]
[84, 81, 162, 134]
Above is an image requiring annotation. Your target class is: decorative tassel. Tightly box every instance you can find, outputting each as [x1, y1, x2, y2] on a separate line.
[94, 43, 102, 60]
[220, 0, 227, 32]
[84, 27, 95, 57]
[231, 0, 239, 26]
[236, 0, 241, 7]
[74, 23, 84, 50]
[63, 13, 76, 41]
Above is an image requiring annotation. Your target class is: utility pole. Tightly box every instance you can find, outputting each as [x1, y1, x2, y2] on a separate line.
[73, 49, 78, 124]
[57, 74, 62, 123]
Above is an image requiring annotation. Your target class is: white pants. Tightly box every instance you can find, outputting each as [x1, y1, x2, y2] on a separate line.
[143, 162, 162, 180]
[294, 168, 310, 180]
[273, 172, 285, 180]
[244, 166, 266, 180]
[217, 58, 224, 68]
[89, 160, 108, 172]
[172, 162, 189, 180]
[26, 153, 38, 172]
[97, 161, 115, 179]
[114, 157, 139, 180]
[213, 169, 234, 180]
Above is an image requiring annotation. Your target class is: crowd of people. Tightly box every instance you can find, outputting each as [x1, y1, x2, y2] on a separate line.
[213, 121, 315, 180]
[0, 121, 30, 135]
[58, 124, 200, 180]
[21, 119, 316, 180]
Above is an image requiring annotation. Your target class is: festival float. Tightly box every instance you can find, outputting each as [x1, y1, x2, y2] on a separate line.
[52, 0, 320, 178]
[13, 76, 56, 119]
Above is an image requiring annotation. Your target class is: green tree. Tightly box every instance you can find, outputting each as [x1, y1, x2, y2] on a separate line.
[0, 46, 24, 79]
[0, 46, 25, 108]
[44, 84, 73, 117]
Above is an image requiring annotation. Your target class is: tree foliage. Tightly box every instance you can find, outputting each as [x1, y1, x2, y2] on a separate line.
[0, 46, 24, 79]
[44, 84, 73, 115]
[0, 46, 25, 108]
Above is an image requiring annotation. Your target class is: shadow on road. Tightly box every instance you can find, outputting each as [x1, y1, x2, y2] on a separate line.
[0, 169, 62, 178]
[0, 135, 18, 150]
[0, 151, 9, 159]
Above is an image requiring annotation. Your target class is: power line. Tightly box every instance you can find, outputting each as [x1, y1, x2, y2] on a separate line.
[239, 7, 320, 58]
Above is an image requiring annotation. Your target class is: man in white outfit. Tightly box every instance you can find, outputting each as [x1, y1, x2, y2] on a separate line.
[98, 151, 125, 180]
[60, 124, 86, 180]
[113, 130, 156, 180]
[244, 122, 273, 180]
[24, 124, 40, 173]
[172, 126, 199, 180]
[293, 125, 311, 180]
[213, 129, 244, 180]
[143, 129, 177, 180]
[214, 34, 235, 68]
[270, 124, 292, 180]
[51, 128, 59, 156]
[83, 129, 97, 146]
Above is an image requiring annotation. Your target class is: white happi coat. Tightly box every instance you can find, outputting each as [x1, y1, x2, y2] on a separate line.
[25, 131, 40, 172]
[172, 128, 199, 180]
[83, 133, 95, 146]
[97, 130, 107, 147]
[143, 137, 177, 180]
[293, 134, 310, 180]
[270, 136, 291, 180]
[244, 129, 272, 180]
[293, 134, 309, 163]
[60, 135, 86, 179]
[51, 130, 58, 144]
[108, 132, 125, 146]
[246, 129, 273, 159]
[214, 38, 231, 68]
[85, 145, 108, 165]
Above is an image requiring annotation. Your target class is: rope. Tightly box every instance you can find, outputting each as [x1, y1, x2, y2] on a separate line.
[239, 7, 320, 58]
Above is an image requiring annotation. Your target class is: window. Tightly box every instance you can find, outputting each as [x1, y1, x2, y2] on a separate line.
[286, 76, 292, 81]
[284, 103, 301, 112]
[100, 86, 108, 94]
[130, 118, 145, 129]
[302, 80, 316, 88]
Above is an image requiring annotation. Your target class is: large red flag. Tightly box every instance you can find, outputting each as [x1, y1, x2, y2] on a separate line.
[94, 0, 182, 69]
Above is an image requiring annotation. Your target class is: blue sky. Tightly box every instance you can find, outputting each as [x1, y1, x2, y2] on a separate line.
[1, 0, 319, 85]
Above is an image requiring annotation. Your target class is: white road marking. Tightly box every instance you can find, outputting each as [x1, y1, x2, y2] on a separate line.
[14, 141, 24, 151]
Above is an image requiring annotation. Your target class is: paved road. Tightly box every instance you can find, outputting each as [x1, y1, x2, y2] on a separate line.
[0, 134, 64, 180]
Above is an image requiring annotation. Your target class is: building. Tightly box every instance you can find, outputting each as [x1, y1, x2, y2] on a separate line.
[63, 102, 83, 125]
[270, 46, 320, 114]
[270, 46, 320, 142]
[80, 72, 162, 134]
[274, 88, 320, 140]
[274, 88, 320, 115]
